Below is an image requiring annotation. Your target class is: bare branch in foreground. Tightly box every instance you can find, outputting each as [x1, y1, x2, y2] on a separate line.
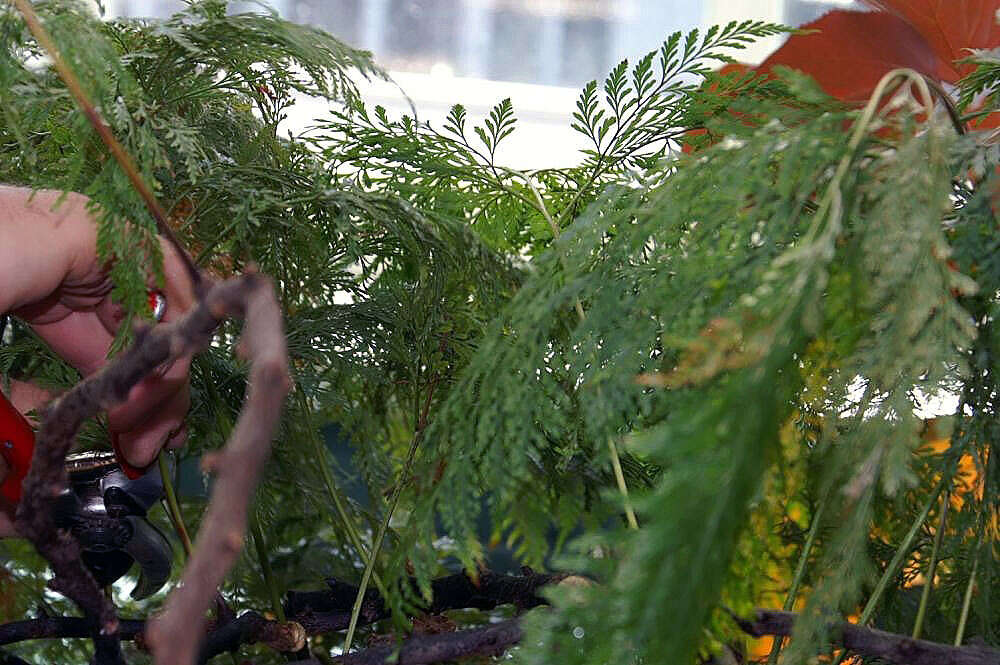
[13, 275, 262, 663]
[335, 619, 521, 665]
[0, 570, 564, 664]
[286, 568, 564, 626]
[6, 601, 996, 665]
[733, 608, 1000, 665]
[144, 272, 290, 665]
[198, 569, 563, 662]
[14, 271, 286, 665]
[199, 612, 306, 663]
[0, 618, 144, 646]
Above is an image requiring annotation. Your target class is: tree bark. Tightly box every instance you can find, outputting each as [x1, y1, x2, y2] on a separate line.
[734, 608, 1000, 665]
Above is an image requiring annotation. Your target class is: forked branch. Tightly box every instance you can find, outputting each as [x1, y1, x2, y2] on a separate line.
[144, 273, 291, 665]
[14, 273, 288, 665]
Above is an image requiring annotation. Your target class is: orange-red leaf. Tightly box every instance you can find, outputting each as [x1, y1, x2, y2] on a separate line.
[758, 10, 942, 102]
[863, 0, 1000, 81]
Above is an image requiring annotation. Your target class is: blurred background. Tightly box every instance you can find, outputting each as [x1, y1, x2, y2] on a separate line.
[103, 0, 860, 167]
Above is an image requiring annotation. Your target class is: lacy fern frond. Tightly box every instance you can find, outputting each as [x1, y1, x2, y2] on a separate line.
[312, 21, 790, 253]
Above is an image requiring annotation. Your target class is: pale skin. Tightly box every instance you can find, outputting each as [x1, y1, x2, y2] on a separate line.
[0, 186, 195, 536]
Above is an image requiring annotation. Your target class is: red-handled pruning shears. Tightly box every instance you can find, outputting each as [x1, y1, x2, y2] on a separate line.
[2, 290, 167, 492]
[0, 290, 174, 598]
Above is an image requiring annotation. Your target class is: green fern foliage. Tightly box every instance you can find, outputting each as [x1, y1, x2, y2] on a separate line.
[315, 21, 790, 253]
[1, 3, 998, 665]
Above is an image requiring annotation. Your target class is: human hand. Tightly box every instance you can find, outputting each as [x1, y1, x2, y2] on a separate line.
[1, 186, 195, 470]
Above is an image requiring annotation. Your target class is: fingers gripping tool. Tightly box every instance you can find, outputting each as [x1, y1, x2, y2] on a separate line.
[0, 291, 173, 599]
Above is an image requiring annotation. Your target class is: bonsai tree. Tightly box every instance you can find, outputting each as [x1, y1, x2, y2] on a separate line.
[0, 1, 996, 664]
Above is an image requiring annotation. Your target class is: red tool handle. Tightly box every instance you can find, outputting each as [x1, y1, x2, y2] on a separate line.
[1, 291, 167, 494]
[0, 390, 35, 504]
[111, 432, 146, 480]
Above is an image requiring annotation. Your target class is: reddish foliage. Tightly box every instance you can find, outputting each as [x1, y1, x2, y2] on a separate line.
[863, 0, 1000, 81]
[971, 111, 1000, 130]
[758, 10, 941, 102]
[710, 62, 753, 81]
[684, 3, 1000, 153]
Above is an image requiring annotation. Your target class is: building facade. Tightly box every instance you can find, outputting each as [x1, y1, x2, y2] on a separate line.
[108, 0, 858, 85]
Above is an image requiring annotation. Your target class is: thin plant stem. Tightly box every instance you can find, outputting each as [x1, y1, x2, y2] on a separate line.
[11, 0, 202, 288]
[342, 432, 422, 654]
[342, 372, 434, 653]
[766, 491, 829, 665]
[912, 492, 949, 640]
[768, 383, 872, 664]
[954, 544, 979, 646]
[859, 475, 946, 625]
[510, 167, 637, 529]
[606, 436, 639, 529]
[157, 451, 192, 558]
[956, 425, 994, 646]
[961, 108, 997, 123]
[955, 449, 989, 649]
[828, 475, 948, 665]
[297, 390, 389, 599]
[250, 515, 286, 623]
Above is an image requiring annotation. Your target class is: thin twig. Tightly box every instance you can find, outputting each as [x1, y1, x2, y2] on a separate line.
[733, 608, 1000, 665]
[912, 492, 949, 640]
[766, 490, 829, 664]
[11, 0, 202, 289]
[159, 451, 193, 558]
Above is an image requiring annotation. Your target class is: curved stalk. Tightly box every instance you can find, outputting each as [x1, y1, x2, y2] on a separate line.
[297, 391, 389, 600]
[158, 451, 193, 558]
[250, 517, 286, 623]
[505, 167, 637, 529]
[342, 433, 421, 654]
[859, 476, 946, 625]
[955, 447, 989, 649]
[912, 493, 949, 639]
[766, 492, 829, 665]
[954, 546, 979, 646]
[829, 475, 947, 665]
